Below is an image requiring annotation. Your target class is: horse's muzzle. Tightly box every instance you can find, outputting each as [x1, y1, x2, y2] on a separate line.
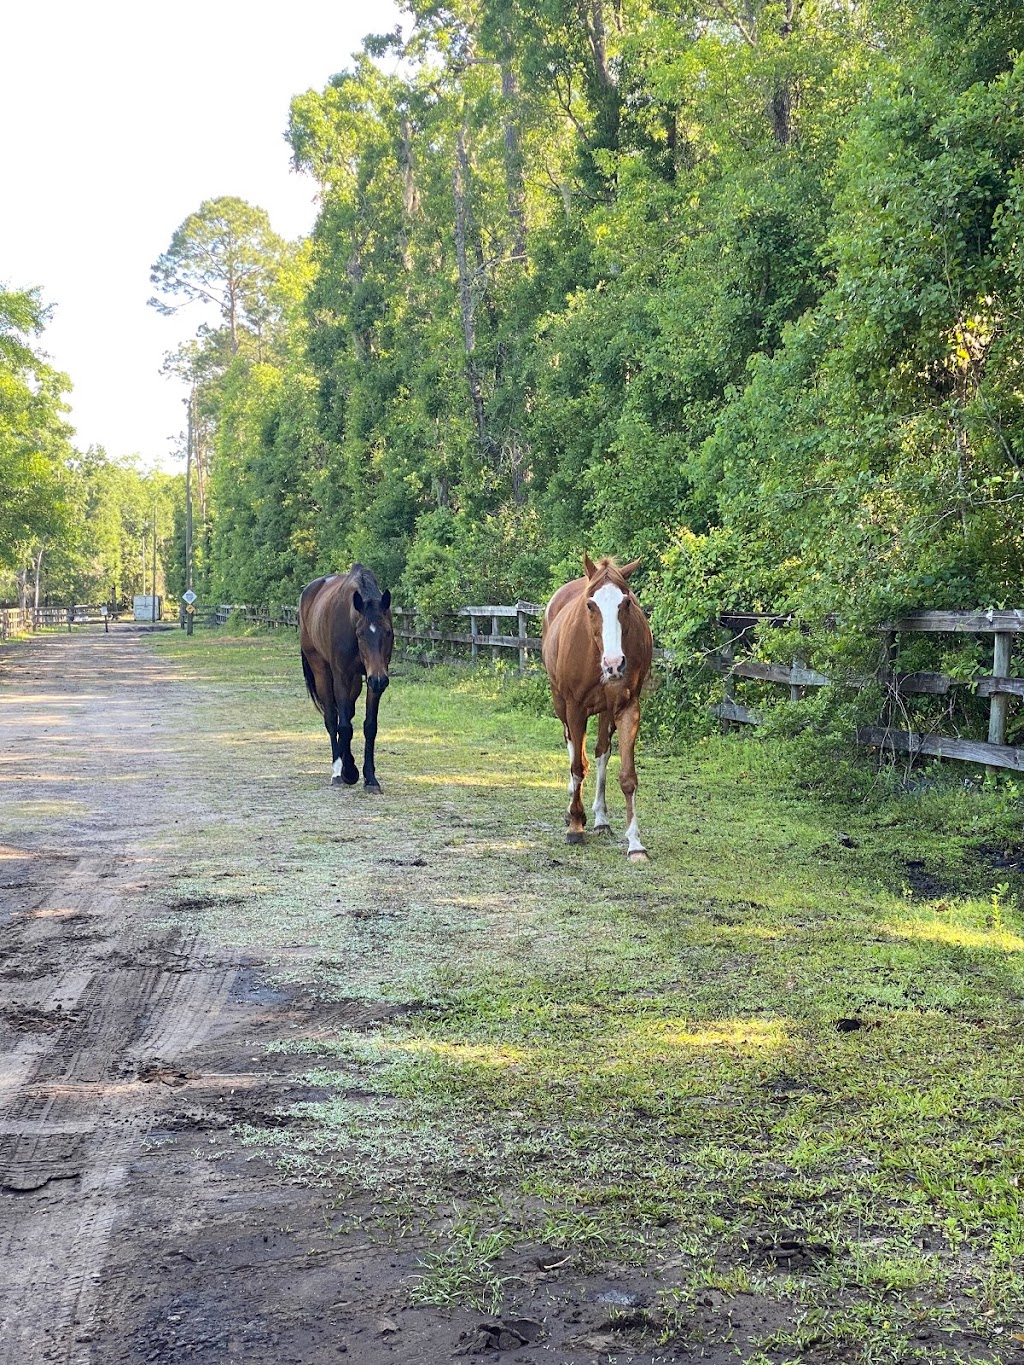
[601, 655, 626, 683]
[367, 674, 390, 695]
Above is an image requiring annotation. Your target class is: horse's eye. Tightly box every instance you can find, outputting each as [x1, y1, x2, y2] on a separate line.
[587, 599, 598, 611]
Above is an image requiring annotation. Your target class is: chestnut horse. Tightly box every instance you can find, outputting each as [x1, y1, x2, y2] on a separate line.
[542, 556, 653, 860]
[299, 565, 394, 792]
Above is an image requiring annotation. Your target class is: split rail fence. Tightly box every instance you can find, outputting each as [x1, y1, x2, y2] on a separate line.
[200, 600, 1024, 775]
[210, 601, 546, 671]
[711, 609, 1024, 774]
[0, 606, 90, 640]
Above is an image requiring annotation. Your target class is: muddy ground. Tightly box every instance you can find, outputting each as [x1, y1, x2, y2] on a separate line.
[0, 627, 722, 1365]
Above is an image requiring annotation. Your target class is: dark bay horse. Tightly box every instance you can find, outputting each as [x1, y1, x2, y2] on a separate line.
[541, 555, 653, 860]
[299, 565, 394, 792]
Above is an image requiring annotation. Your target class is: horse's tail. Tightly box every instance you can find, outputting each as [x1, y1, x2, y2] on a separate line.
[300, 649, 324, 714]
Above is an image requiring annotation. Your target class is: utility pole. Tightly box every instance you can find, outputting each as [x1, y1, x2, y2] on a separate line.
[151, 501, 158, 625]
[186, 392, 194, 636]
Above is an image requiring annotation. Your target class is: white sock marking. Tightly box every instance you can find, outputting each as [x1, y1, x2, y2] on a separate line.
[625, 808, 645, 855]
[332, 758, 343, 779]
[593, 751, 610, 826]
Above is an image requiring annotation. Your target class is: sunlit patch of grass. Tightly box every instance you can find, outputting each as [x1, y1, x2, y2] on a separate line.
[382, 1039, 526, 1067]
[882, 916, 1024, 953]
[0, 799, 89, 819]
[632, 1016, 790, 1052]
[404, 771, 562, 790]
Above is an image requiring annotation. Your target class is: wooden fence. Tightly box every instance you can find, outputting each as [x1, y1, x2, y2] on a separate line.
[208, 601, 546, 671]
[210, 604, 298, 629]
[711, 609, 1024, 773]
[392, 603, 544, 672]
[0, 606, 89, 640]
[196, 598, 1024, 774]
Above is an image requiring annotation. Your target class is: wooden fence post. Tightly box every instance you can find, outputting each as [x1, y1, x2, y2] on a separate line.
[470, 614, 479, 661]
[720, 638, 736, 733]
[988, 632, 1013, 772]
[491, 613, 500, 659]
[879, 630, 897, 731]
[517, 608, 528, 674]
[790, 658, 805, 703]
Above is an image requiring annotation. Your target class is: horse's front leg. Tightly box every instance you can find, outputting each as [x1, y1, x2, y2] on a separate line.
[362, 680, 387, 793]
[564, 705, 589, 844]
[616, 700, 647, 861]
[592, 710, 613, 835]
[335, 691, 360, 786]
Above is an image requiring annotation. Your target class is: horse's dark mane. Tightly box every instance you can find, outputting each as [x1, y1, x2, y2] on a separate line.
[349, 563, 385, 607]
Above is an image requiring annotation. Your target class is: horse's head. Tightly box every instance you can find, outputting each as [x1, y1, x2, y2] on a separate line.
[353, 587, 394, 695]
[583, 554, 642, 683]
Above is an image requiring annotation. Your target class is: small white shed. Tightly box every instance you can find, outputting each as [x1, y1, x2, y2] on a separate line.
[133, 595, 161, 621]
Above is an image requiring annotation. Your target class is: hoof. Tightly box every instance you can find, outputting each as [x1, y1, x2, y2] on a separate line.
[365, 781, 383, 795]
[594, 823, 612, 836]
[330, 776, 346, 787]
[627, 849, 649, 863]
[566, 830, 585, 846]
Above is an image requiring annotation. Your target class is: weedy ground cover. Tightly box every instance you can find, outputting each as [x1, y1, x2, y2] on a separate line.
[150, 628, 1024, 1362]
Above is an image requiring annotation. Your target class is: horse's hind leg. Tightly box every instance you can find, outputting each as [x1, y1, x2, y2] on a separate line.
[592, 711, 613, 835]
[306, 651, 344, 786]
[616, 700, 647, 861]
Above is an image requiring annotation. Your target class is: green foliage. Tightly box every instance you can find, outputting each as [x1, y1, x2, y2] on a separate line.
[0, 286, 73, 574]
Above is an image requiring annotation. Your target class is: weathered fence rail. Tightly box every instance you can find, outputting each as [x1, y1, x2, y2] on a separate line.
[712, 608, 1024, 773]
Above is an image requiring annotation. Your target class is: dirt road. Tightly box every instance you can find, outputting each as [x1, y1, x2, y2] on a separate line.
[0, 629, 431, 1364]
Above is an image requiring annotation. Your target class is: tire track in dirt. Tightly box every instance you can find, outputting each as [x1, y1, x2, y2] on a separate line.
[0, 629, 244, 1365]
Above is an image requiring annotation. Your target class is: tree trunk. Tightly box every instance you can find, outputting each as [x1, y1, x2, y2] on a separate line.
[500, 64, 528, 262]
[400, 118, 420, 272]
[33, 545, 45, 610]
[768, 0, 795, 147]
[453, 122, 489, 453]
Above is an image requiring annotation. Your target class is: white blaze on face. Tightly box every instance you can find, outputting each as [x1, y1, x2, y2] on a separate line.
[592, 582, 625, 673]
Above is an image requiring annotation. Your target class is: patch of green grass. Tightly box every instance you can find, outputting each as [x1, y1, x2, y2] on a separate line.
[410, 1220, 512, 1311]
[148, 629, 1024, 1361]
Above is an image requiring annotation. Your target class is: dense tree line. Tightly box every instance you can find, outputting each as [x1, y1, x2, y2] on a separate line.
[0, 284, 178, 610]
[154, 0, 1024, 679]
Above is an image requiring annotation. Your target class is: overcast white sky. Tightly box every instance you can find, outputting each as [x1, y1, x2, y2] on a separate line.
[2, 0, 402, 473]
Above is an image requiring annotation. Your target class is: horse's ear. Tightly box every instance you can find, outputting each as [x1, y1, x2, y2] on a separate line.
[353, 590, 365, 614]
[620, 559, 641, 579]
[381, 590, 391, 612]
[583, 554, 597, 578]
